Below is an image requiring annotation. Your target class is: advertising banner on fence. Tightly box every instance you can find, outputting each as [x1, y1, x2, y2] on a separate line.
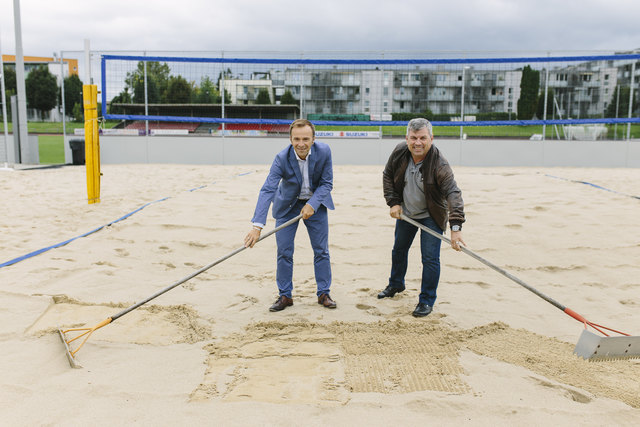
[315, 131, 380, 138]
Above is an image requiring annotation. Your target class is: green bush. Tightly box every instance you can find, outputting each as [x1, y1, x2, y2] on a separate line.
[72, 103, 84, 122]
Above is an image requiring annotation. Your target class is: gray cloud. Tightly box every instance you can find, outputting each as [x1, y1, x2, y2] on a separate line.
[1, 0, 638, 56]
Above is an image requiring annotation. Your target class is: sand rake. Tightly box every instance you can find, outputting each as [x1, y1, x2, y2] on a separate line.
[58, 215, 303, 368]
[400, 214, 640, 361]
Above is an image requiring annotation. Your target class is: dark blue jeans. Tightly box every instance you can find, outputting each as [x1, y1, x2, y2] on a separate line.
[388, 216, 442, 306]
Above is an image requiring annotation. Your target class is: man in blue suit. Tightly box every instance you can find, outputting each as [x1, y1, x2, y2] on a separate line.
[244, 119, 336, 312]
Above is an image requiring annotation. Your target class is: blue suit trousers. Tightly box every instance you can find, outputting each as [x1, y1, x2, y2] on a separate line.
[275, 199, 331, 298]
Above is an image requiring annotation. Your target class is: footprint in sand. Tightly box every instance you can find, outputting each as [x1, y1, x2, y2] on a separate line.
[114, 248, 129, 257]
[226, 294, 259, 311]
[356, 303, 383, 316]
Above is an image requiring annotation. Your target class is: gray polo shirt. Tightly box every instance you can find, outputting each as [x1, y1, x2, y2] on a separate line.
[402, 160, 430, 219]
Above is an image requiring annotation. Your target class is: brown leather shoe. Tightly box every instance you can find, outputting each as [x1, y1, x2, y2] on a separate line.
[318, 293, 337, 309]
[269, 295, 293, 312]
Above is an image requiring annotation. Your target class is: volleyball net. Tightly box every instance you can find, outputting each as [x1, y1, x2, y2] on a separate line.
[100, 52, 640, 139]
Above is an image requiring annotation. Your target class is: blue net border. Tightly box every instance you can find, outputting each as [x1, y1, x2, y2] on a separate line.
[101, 53, 640, 125]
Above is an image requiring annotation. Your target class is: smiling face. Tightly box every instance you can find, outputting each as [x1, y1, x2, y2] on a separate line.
[406, 127, 433, 163]
[290, 125, 314, 160]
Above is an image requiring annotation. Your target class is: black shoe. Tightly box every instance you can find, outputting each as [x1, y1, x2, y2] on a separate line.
[377, 285, 403, 299]
[412, 303, 432, 317]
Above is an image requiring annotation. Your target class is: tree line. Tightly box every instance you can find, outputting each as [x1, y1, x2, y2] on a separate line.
[108, 61, 298, 113]
[2, 64, 84, 121]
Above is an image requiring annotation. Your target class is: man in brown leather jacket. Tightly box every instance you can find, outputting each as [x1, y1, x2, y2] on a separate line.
[378, 118, 466, 317]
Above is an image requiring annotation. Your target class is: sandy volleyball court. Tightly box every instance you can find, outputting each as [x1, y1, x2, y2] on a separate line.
[1, 163, 639, 425]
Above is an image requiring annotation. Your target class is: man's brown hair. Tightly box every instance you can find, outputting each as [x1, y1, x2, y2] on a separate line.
[289, 119, 315, 138]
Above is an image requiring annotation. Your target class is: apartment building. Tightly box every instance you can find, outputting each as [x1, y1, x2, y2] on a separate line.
[219, 56, 636, 119]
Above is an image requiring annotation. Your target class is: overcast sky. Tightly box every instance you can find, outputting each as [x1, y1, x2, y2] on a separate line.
[1, 0, 639, 57]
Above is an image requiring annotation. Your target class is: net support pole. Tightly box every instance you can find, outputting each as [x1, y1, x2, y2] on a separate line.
[83, 84, 101, 204]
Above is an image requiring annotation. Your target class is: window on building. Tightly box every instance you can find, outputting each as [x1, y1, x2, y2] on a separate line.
[365, 87, 370, 95]
[383, 87, 389, 96]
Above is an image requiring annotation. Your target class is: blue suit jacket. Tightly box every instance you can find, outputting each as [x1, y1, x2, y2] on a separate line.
[252, 141, 334, 223]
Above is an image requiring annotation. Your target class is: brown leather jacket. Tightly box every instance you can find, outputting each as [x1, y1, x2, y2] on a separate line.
[383, 142, 465, 231]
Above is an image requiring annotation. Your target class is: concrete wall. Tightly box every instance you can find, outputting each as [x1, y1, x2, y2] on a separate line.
[99, 136, 640, 168]
[1, 135, 40, 165]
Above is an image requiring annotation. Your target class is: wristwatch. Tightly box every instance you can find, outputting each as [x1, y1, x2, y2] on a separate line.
[451, 225, 461, 232]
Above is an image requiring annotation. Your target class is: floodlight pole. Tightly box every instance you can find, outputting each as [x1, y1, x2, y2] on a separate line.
[13, 0, 30, 163]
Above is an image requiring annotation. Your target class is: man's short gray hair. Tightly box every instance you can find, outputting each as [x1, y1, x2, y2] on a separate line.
[406, 118, 433, 138]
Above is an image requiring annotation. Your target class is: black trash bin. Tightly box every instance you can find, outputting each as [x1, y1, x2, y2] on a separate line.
[69, 139, 85, 165]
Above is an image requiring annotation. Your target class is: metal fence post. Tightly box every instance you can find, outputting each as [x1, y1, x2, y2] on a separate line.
[542, 67, 549, 140]
[143, 53, 149, 136]
[627, 61, 636, 141]
[221, 51, 225, 136]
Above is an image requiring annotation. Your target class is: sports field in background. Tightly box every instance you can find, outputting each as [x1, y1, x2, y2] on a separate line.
[2, 122, 638, 165]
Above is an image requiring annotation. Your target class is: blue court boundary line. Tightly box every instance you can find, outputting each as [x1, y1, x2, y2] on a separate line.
[0, 171, 255, 269]
[546, 174, 640, 200]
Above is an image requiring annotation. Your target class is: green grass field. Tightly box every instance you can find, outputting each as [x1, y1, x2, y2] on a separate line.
[38, 135, 65, 164]
[0, 121, 118, 134]
[0, 121, 120, 164]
